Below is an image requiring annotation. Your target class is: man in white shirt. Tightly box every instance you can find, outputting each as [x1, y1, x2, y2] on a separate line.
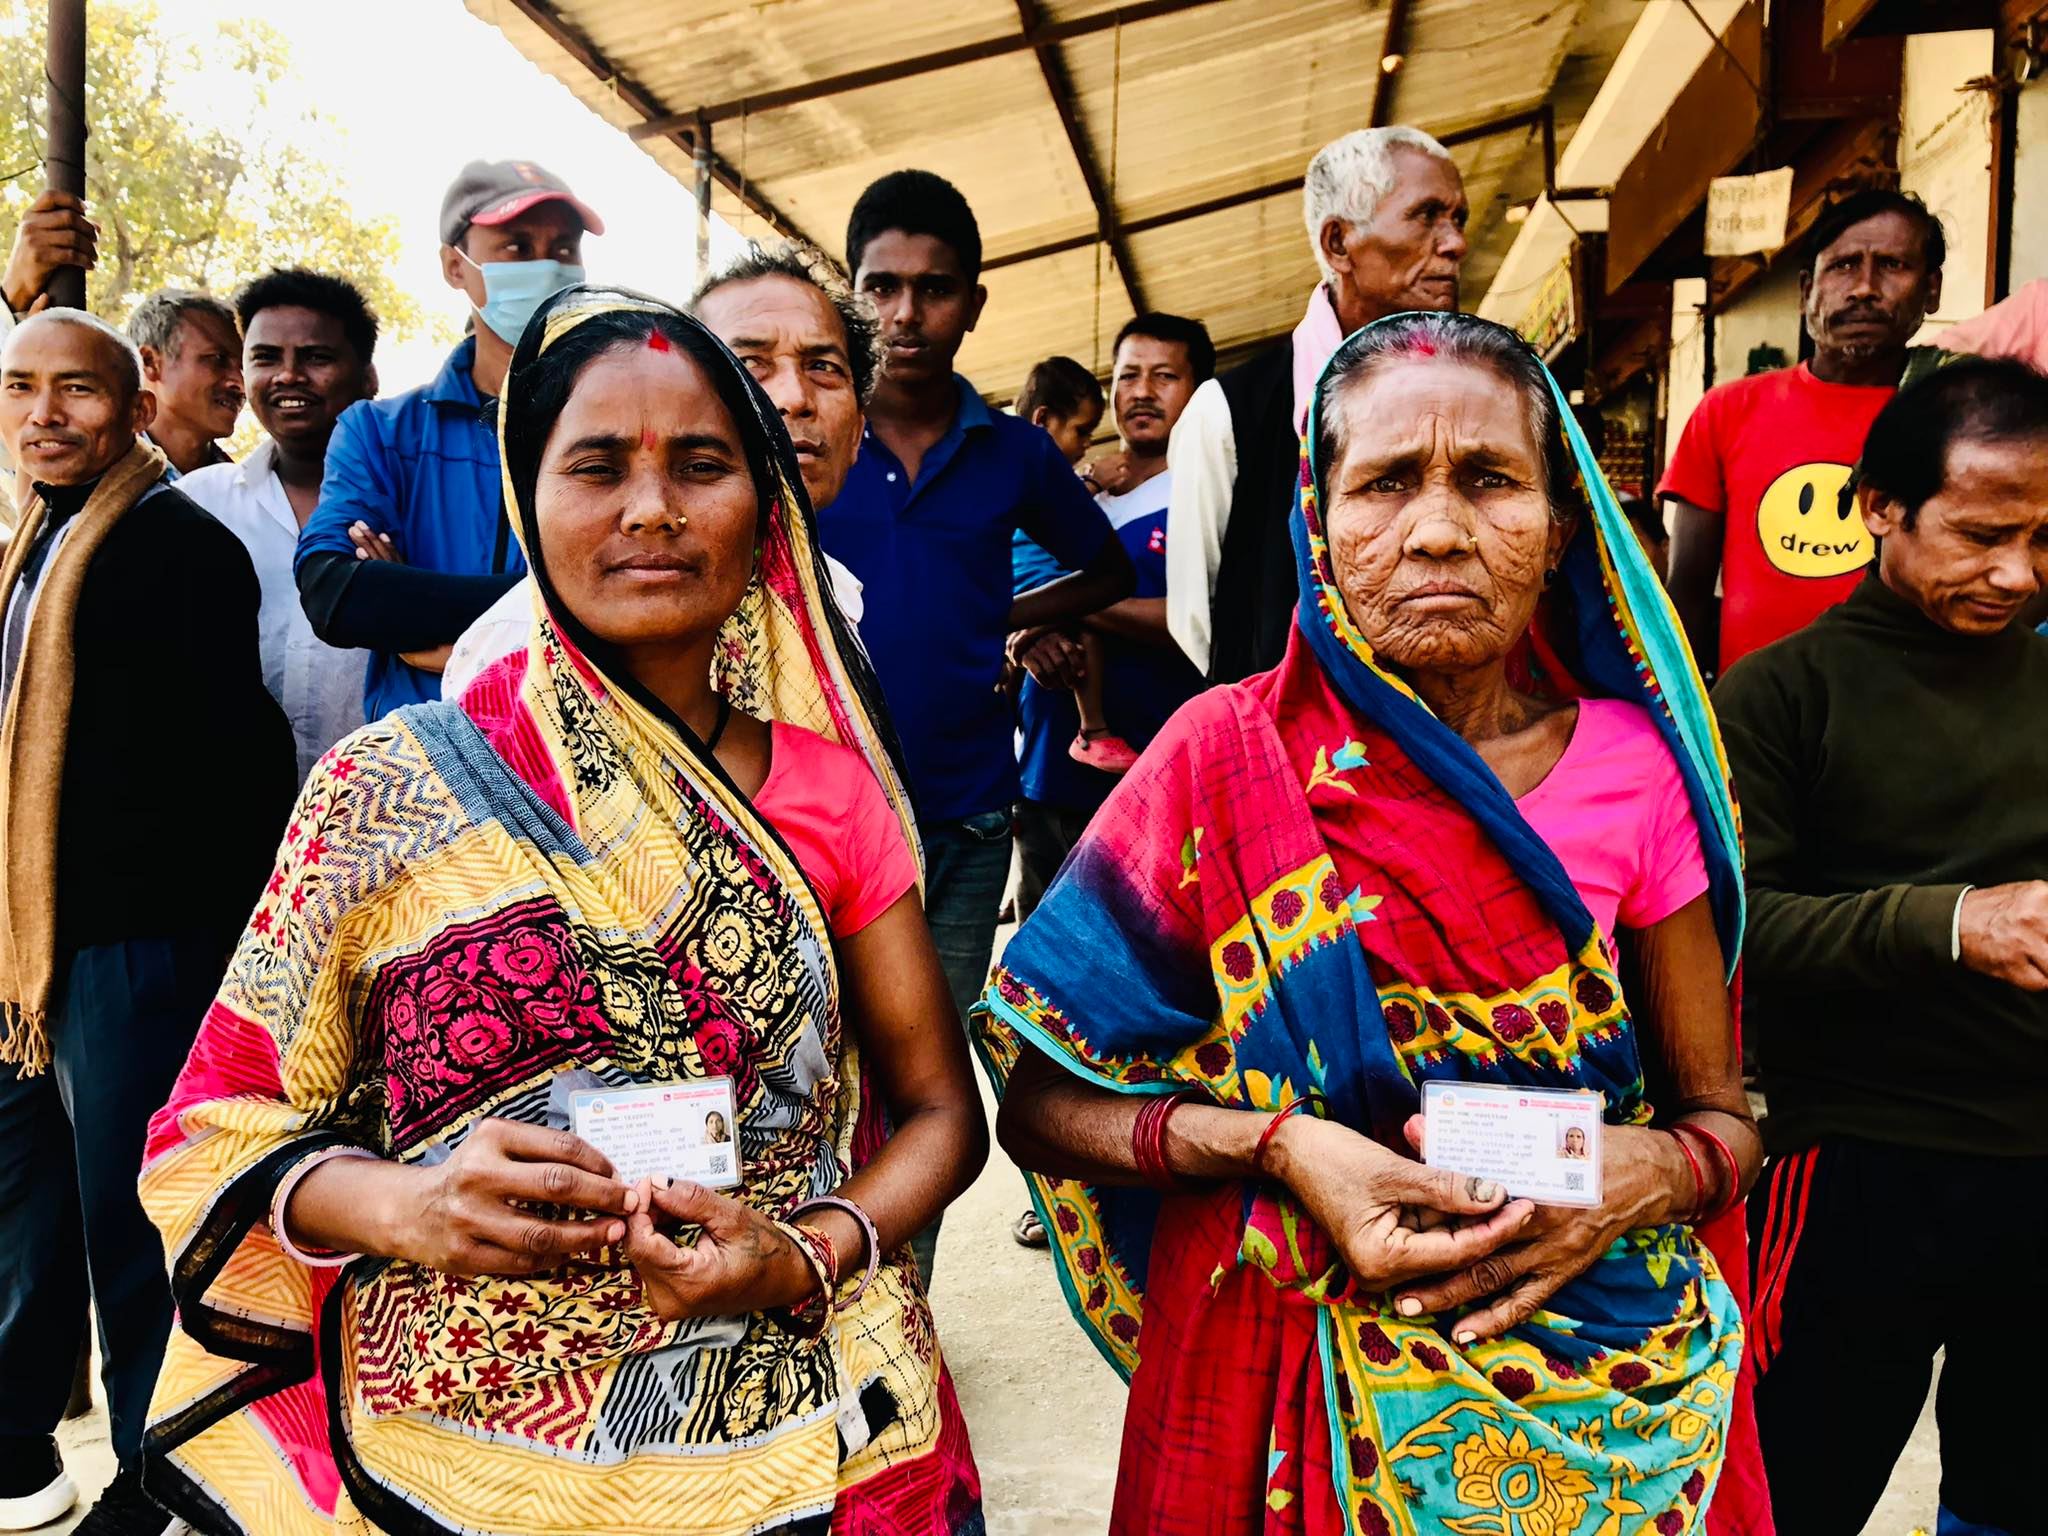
[442, 240, 871, 697]
[182, 268, 377, 780]
[1165, 125, 1468, 682]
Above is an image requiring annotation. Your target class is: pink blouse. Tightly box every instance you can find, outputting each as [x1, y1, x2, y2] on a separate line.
[753, 721, 918, 938]
[1516, 697, 1709, 938]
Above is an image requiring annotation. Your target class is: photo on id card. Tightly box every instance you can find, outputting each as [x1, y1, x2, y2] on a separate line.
[1420, 1079, 1603, 1207]
[570, 1076, 742, 1190]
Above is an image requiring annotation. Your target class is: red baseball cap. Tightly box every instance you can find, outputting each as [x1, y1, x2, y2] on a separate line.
[440, 159, 605, 246]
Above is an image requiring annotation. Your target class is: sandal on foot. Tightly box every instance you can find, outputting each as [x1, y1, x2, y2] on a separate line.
[1068, 731, 1140, 774]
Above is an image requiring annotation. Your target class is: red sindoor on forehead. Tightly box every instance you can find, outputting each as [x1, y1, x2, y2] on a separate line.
[640, 330, 672, 449]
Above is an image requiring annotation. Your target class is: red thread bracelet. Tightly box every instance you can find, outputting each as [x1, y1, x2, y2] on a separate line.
[1252, 1096, 1324, 1177]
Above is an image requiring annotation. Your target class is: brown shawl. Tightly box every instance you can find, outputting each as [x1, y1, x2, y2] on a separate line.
[0, 440, 170, 1071]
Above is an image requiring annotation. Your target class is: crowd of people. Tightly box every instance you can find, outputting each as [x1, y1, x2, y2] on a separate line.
[0, 115, 2040, 1536]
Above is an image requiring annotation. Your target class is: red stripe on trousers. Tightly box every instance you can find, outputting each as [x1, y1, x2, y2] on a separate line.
[1748, 1152, 1797, 1372]
[1754, 1148, 1817, 1373]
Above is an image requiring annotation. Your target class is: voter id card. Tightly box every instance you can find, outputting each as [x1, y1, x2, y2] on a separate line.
[570, 1077, 741, 1190]
[1420, 1080, 1603, 1208]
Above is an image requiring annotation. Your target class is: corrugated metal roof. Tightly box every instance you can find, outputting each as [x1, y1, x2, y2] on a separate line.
[467, 0, 1628, 398]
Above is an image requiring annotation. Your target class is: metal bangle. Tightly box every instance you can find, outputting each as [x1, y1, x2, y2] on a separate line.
[788, 1193, 882, 1311]
[270, 1145, 380, 1268]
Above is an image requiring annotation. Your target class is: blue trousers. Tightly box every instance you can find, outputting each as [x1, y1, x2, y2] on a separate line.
[906, 812, 1011, 1283]
[0, 936, 221, 1465]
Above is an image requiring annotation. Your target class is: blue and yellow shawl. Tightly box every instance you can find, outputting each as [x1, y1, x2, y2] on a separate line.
[977, 314, 1755, 1535]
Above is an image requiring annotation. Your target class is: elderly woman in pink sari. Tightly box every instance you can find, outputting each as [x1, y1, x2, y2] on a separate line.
[979, 312, 1772, 1535]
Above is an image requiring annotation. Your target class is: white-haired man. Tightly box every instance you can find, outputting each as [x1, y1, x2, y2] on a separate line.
[1164, 126, 1467, 681]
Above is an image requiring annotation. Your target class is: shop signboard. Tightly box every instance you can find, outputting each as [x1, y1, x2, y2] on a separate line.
[1519, 250, 1579, 362]
[1704, 167, 1795, 256]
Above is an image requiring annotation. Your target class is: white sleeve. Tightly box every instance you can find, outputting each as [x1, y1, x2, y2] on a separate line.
[1164, 378, 1236, 676]
[0, 306, 15, 499]
[825, 553, 864, 628]
[441, 579, 534, 701]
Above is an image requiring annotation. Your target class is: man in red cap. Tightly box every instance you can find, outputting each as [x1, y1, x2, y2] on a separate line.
[293, 158, 603, 716]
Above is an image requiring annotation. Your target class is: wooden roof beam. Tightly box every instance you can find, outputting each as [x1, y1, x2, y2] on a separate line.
[1014, 0, 1146, 315]
[1603, 4, 1764, 293]
[1826, 0, 1998, 49]
[984, 103, 1551, 271]
[628, 0, 1235, 140]
[1369, 0, 1413, 126]
[501, 0, 820, 248]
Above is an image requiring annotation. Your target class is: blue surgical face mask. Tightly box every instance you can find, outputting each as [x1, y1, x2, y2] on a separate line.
[458, 250, 584, 345]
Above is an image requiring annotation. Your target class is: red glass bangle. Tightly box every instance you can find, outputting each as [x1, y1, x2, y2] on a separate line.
[1132, 1091, 1198, 1189]
[1667, 1127, 1708, 1223]
[1674, 1120, 1743, 1222]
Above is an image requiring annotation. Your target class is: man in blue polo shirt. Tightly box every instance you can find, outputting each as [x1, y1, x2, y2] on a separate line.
[294, 159, 602, 718]
[828, 168, 1133, 1052]
[1013, 312, 1213, 908]
[1005, 312, 1212, 1248]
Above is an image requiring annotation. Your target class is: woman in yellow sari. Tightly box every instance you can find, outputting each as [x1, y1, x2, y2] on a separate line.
[138, 288, 987, 1535]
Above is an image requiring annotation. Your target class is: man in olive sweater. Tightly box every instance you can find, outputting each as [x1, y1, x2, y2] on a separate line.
[1716, 358, 2048, 1536]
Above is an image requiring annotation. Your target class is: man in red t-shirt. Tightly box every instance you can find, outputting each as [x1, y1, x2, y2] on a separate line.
[1661, 189, 1945, 677]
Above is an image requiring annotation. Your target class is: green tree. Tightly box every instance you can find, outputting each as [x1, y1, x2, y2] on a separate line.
[0, 0, 439, 343]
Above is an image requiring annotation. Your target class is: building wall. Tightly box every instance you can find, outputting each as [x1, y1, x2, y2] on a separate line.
[1900, 28, 1997, 330]
[1712, 256, 1803, 380]
[2011, 72, 2048, 283]
[1633, 22, 2032, 516]
[1665, 278, 1711, 471]
[1659, 257, 1803, 470]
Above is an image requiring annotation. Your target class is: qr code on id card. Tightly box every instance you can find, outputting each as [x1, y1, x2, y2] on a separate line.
[1564, 1170, 1584, 1192]
[709, 1150, 731, 1177]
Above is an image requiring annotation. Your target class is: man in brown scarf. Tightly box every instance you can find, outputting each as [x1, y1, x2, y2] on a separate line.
[0, 310, 294, 1535]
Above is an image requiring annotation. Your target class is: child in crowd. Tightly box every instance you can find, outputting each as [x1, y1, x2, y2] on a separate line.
[1014, 357, 1137, 773]
[1016, 354, 1103, 463]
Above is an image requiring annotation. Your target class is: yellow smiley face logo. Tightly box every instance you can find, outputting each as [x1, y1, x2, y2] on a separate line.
[1756, 461, 1873, 578]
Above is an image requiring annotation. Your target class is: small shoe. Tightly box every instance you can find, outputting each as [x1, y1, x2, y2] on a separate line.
[1068, 732, 1140, 774]
[0, 1436, 76, 1532]
[1013, 1209, 1050, 1248]
[71, 1462, 171, 1536]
